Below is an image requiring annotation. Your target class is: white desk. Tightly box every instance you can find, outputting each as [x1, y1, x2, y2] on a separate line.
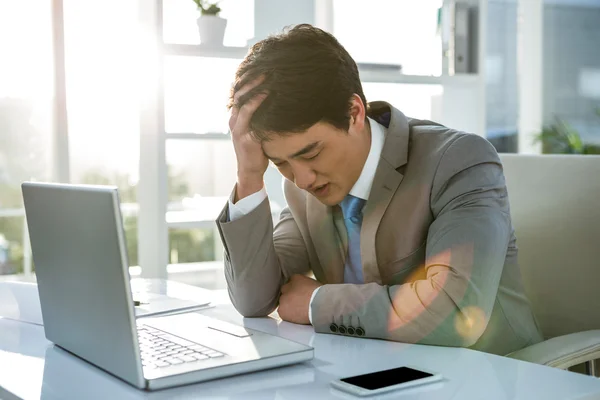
[1, 280, 600, 400]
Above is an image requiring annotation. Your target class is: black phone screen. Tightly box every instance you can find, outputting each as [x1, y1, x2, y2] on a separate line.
[340, 367, 433, 391]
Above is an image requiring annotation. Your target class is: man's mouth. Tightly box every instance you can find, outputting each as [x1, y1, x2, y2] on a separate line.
[313, 183, 329, 196]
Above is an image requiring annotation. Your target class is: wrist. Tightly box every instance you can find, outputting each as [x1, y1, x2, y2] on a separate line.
[235, 175, 264, 202]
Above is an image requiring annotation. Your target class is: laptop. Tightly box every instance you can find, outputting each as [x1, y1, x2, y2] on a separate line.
[22, 182, 313, 391]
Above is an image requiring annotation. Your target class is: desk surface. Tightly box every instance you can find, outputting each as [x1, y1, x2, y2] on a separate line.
[1, 280, 600, 400]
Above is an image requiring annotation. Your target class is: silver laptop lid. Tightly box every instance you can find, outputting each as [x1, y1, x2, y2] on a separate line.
[22, 182, 145, 389]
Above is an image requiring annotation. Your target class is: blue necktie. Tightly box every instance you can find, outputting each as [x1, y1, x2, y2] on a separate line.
[340, 195, 366, 284]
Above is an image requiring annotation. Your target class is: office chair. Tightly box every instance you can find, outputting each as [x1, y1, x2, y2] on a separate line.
[499, 154, 600, 375]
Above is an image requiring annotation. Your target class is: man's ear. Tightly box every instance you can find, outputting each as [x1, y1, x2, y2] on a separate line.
[348, 94, 367, 132]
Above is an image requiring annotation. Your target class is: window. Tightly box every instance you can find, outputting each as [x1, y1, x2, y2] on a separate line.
[333, 0, 443, 76]
[164, 57, 240, 134]
[63, 0, 140, 266]
[484, 1, 600, 154]
[158, 1, 257, 280]
[541, 2, 600, 152]
[166, 139, 236, 201]
[363, 83, 442, 121]
[0, 1, 53, 275]
[330, 1, 444, 126]
[485, 0, 518, 153]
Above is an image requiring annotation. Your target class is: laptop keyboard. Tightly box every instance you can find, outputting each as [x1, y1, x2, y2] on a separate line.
[137, 325, 225, 369]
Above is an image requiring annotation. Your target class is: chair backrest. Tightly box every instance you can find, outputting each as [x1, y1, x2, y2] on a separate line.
[500, 154, 600, 339]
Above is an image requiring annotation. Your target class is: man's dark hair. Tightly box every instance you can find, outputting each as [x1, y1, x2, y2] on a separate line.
[228, 24, 367, 141]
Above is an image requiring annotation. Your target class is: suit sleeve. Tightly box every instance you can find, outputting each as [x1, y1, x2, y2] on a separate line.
[310, 134, 511, 347]
[216, 186, 311, 317]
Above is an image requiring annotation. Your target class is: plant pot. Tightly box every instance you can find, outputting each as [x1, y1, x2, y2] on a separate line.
[197, 15, 227, 47]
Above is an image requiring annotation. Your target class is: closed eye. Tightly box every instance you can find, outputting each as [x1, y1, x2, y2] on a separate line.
[304, 152, 320, 160]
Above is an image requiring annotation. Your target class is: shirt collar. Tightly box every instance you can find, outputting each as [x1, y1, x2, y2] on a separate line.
[348, 117, 387, 201]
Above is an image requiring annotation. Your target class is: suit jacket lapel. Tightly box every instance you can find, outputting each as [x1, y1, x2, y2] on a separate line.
[360, 103, 410, 284]
[307, 195, 345, 284]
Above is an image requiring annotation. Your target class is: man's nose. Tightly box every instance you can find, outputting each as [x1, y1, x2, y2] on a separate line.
[292, 164, 317, 191]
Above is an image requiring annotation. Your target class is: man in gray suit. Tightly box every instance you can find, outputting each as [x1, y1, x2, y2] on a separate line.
[216, 24, 542, 355]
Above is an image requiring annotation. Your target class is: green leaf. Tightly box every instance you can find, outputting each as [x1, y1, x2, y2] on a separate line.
[532, 115, 596, 155]
[194, 0, 221, 15]
[560, 120, 584, 153]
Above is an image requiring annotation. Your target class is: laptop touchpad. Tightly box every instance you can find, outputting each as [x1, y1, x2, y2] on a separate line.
[207, 320, 252, 338]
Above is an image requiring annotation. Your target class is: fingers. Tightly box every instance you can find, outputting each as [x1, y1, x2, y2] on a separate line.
[280, 274, 305, 295]
[278, 290, 293, 323]
[228, 107, 239, 133]
[233, 75, 266, 108]
[232, 93, 268, 136]
[277, 301, 290, 322]
[280, 281, 291, 295]
[229, 75, 267, 136]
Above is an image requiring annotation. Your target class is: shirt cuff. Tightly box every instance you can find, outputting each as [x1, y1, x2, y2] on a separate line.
[228, 186, 267, 221]
[308, 286, 322, 325]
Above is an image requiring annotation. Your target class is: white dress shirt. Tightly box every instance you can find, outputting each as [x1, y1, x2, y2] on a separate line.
[228, 117, 387, 323]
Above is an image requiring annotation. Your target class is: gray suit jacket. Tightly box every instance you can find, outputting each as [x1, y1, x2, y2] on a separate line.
[217, 101, 543, 355]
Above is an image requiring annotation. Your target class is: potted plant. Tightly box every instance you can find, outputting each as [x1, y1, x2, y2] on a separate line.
[534, 110, 600, 155]
[192, 0, 227, 47]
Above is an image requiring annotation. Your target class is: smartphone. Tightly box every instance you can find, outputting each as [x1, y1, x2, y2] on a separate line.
[330, 366, 442, 397]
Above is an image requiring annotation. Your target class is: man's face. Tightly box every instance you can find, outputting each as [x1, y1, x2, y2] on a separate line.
[262, 119, 370, 206]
